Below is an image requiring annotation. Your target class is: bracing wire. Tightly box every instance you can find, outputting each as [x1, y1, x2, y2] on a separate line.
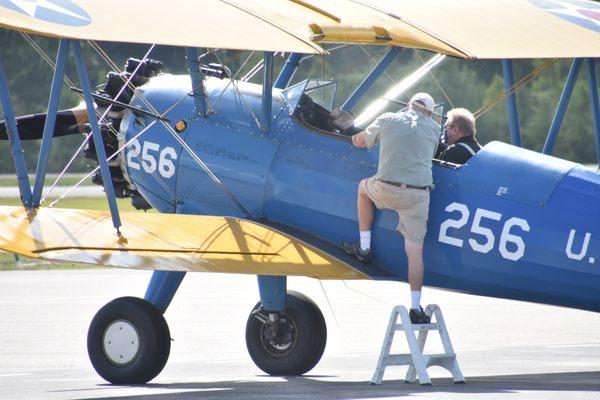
[25, 37, 178, 205]
[93, 47, 252, 218]
[358, 45, 400, 86]
[474, 59, 559, 119]
[342, 281, 389, 305]
[212, 51, 257, 110]
[212, 51, 263, 132]
[85, 41, 251, 217]
[40, 43, 166, 204]
[241, 56, 263, 82]
[83, 41, 179, 201]
[49, 120, 158, 207]
[19, 33, 79, 91]
[318, 280, 339, 327]
[30, 39, 244, 213]
[17, 33, 129, 203]
[414, 51, 455, 109]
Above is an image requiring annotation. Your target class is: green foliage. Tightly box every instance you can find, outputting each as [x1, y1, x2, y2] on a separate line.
[0, 195, 144, 211]
[1, 32, 599, 176]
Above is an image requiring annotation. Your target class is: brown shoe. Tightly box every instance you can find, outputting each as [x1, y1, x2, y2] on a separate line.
[341, 241, 372, 264]
[409, 307, 431, 324]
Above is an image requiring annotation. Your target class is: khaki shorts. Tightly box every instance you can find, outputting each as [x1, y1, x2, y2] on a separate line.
[362, 177, 430, 243]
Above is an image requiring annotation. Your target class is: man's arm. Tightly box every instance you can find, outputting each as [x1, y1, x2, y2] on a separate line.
[353, 114, 387, 149]
[351, 131, 367, 148]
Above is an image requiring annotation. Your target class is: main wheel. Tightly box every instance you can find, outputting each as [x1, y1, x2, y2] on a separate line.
[245, 290, 326, 375]
[87, 296, 170, 384]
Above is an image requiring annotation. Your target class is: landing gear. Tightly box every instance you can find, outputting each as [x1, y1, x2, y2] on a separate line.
[87, 296, 171, 384]
[245, 291, 326, 375]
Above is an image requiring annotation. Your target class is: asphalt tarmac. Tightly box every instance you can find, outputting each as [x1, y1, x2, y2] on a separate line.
[1, 269, 599, 400]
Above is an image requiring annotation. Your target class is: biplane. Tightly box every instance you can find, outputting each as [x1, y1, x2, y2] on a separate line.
[1, 0, 599, 384]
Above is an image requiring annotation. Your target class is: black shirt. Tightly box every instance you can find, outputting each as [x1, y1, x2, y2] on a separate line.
[435, 135, 481, 164]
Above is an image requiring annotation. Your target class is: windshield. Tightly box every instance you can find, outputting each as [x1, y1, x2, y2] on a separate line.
[281, 79, 338, 115]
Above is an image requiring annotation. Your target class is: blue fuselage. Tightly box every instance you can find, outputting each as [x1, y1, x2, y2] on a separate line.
[122, 75, 600, 312]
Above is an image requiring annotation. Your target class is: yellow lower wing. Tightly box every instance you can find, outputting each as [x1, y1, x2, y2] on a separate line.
[0, 206, 365, 279]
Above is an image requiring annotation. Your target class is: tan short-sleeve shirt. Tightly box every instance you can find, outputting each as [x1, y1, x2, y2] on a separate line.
[365, 110, 440, 187]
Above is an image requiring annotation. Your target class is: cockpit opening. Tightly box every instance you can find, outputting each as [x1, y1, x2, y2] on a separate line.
[293, 94, 362, 137]
[283, 79, 361, 138]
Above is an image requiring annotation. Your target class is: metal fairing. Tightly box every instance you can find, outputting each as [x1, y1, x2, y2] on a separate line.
[123, 75, 600, 312]
[121, 75, 192, 213]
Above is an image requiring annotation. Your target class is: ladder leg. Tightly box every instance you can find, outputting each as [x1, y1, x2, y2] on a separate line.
[399, 309, 431, 385]
[370, 307, 400, 385]
[405, 327, 429, 383]
[429, 305, 465, 384]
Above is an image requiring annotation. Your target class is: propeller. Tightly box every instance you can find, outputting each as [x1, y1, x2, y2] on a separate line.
[0, 105, 88, 140]
[0, 57, 165, 141]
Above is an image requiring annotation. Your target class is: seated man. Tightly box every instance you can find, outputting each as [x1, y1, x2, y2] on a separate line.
[435, 108, 481, 164]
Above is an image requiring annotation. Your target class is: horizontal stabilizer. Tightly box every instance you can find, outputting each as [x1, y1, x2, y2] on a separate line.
[0, 206, 366, 279]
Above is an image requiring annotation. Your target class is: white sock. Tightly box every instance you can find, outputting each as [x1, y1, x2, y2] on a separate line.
[359, 231, 371, 251]
[411, 291, 421, 310]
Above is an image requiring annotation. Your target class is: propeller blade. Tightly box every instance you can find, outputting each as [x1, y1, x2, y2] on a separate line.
[0, 106, 88, 140]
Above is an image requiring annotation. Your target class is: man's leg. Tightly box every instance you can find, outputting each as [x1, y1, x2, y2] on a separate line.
[357, 179, 375, 250]
[342, 179, 375, 262]
[405, 239, 424, 309]
[342, 179, 375, 264]
[358, 179, 375, 231]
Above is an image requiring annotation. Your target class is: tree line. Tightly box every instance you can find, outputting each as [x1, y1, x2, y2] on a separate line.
[1, 30, 599, 175]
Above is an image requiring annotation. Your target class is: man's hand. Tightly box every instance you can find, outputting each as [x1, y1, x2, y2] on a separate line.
[351, 131, 367, 148]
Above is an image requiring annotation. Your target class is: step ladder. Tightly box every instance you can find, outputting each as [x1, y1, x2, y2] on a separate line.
[370, 304, 465, 386]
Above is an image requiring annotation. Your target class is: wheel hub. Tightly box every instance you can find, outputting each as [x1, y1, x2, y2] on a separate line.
[260, 315, 297, 356]
[102, 319, 140, 366]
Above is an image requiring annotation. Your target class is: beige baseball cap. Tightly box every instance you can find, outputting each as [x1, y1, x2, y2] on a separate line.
[410, 92, 435, 113]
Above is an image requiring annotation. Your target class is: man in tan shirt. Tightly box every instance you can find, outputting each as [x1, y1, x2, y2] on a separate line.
[343, 93, 439, 323]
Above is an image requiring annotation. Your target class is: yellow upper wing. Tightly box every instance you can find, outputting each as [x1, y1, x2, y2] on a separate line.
[0, 206, 366, 279]
[0, 0, 325, 55]
[1, 0, 599, 59]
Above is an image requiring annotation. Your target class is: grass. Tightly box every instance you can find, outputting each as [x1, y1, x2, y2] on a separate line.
[0, 196, 143, 211]
[0, 174, 92, 187]
[0, 253, 99, 271]
[1, 195, 153, 270]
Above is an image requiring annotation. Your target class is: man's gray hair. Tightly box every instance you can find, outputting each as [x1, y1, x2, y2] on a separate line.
[447, 108, 476, 136]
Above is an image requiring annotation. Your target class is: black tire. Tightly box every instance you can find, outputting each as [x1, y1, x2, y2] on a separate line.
[245, 290, 326, 375]
[87, 296, 170, 384]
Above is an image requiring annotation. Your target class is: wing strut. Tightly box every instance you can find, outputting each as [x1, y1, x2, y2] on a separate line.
[72, 40, 123, 234]
[501, 59, 522, 147]
[341, 47, 401, 112]
[184, 47, 208, 117]
[274, 53, 302, 89]
[0, 37, 130, 235]
[0, 54, 32, 207]
[31, 40, 70, 207]
[587, 59, 600, 167]
[261, 52, 274, 132]
[543, 59, 583, 155]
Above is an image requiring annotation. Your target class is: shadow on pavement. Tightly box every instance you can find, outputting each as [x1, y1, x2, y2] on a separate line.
[71, 370, 600, 400]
